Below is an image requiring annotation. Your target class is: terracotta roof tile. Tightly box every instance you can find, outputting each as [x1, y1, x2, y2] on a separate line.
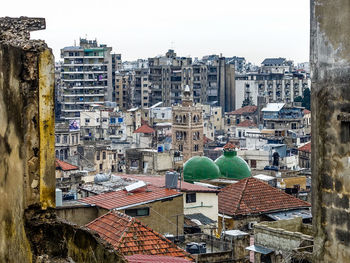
[298, 142, 311, 153]
[134, 124, 155, 134]
[223, 142, 236, 150]
[87, 211, 193, 261]
[126, 254, 192, 262]
[119, 174, 218, 193]
[303, 109, 311, 114]
[80, 185, 182, 210]
[219, 177, 311, 216]
[236, 120, 257, 127]
[227, 105, 257, 115]
[55, 158, 79, 171]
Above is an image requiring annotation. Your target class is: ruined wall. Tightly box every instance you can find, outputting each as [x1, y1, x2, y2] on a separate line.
[0, 17, 126, 263]
[0, 34, 55, 263]
[56, 206, 109, 226]
[311, 1, 350, 262]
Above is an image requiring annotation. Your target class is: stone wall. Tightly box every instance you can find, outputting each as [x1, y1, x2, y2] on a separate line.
[0, 17, 126, 263]
[56, 205, 109, 226]
[311, 1, 350, 262]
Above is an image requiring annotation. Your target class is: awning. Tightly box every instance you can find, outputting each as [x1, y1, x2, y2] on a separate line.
[246, 245, 274, 255]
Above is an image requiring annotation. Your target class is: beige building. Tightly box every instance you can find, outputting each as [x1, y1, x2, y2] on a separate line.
[172, 85, 204, 162]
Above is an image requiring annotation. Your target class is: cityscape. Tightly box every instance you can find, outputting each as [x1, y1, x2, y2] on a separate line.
[1, 1, 349, 263]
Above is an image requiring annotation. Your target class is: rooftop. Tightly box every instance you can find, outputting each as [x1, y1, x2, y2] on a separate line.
[236, 120, 257, 128]
[86, 211, 192, 260]
[79, 184, 182, 210]
[126, 254, 192, 263]
[298, 142, 311, 153]
[262, 58, 286, 65]
[120, 174, 219, 193]
[55, 158, 79, 171]
[227, 105, 258, 115]
[134, 124, 155, 134]
[261, 103, 285, 112]
[218, 177, 311, 216]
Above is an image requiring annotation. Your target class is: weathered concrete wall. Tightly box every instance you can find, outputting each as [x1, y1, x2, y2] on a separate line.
[56, 206, 109, 226]
[120, 194, 184, 236]
[311, 1, 350, 262]
[0, 17, 126, 263]
[0, 41, 55, 262]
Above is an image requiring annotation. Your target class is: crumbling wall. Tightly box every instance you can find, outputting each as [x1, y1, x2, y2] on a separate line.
[0, 17, 126, 263]
[311, 1, 350, 262]
[0, 17, 54, 262]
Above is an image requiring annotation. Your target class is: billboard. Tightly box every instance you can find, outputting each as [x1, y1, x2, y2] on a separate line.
[69, 119, 80, 131]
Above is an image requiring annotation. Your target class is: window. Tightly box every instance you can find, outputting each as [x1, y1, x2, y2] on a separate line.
[194, 144, 199, 151]
[63, 135, 68, 144]
[291, 123, 297, 129]
[186, 193, 196, 203]
[56, 135, 60, 143]
[179, 144, 183, 151]
[125, 207, 150, 217]
[96, 151, 100, 160]
[99, 163, 103, 170]
[103, 151, 106, 160]
[251, 160, 257, 168]
[85, 118, 90, 124]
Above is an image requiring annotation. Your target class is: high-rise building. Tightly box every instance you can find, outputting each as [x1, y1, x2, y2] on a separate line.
[148, 51, 235, 112]
[60, 38, 114, 120]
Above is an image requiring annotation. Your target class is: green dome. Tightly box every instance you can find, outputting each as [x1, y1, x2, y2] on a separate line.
[215, 148, 251, 180]
[183, 156, 221, 183]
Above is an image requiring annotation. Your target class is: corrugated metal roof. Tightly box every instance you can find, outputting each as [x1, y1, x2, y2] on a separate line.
[261, 103, 285, 112]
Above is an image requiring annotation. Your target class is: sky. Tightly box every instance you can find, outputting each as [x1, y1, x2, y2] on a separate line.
[2, 0, 310, 65]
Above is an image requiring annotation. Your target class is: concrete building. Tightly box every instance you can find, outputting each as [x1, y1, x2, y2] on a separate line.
[172, 86, 204, 162]
[235, 67, 311, 110]
[202, 105, 224, 141]
[60, 38, 115, 120]
[55, 122, 80, 164]
[115, 71, 132, 110]
[251, 217, 313, 263]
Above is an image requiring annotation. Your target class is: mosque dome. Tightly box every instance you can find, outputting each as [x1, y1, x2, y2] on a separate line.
[183, 156, 221, 183]
[215, 143, 251, 180]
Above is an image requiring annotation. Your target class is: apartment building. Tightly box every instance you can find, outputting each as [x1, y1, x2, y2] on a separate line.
[60, 38, 114, 120]
[235, 58, 311, 110]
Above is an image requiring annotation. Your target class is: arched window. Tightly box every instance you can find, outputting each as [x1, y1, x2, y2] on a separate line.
[183, 115, 187, 123]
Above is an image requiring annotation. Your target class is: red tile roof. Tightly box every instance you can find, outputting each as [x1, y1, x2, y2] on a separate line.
[119, 174, 218, 193]
[227, 105, 257, 115]
[55, 158, 79, 171]
[80, 185, 182, 210]
[223, 142, 236, 150]
[86, 211, 193, 261]
[219, 177, 311, 216]
[236, 119, 257, 127]
[298, 142, 311, 153]
[134, 124, 155, 134]
[126, 254, 192, 263]
[303, 109, 311, 114]
[203, 135, 212, 145]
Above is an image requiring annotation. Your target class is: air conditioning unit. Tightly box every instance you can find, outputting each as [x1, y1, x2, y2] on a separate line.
[248, 221, 257, 230]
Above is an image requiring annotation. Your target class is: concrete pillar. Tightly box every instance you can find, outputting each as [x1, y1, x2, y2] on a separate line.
[272, 80, 277, 101]
[311, 1, 350, 262]
[290, 79, 294, 102]
[281, 79, 285, 100]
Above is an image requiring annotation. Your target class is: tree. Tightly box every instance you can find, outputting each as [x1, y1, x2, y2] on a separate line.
[302, 88, 311, 110]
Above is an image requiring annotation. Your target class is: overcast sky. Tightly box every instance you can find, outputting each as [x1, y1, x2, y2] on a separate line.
[2, 0, 310, 64]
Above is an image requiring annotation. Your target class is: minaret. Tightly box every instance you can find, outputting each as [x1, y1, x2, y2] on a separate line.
[172, 85, 203, 163]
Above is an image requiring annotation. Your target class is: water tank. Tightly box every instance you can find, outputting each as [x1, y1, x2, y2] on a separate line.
[55, 188, 62, 207]
[165, 171, 178, 189]
[186, 242, 206, 254]
[94, 173, 110, 183]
